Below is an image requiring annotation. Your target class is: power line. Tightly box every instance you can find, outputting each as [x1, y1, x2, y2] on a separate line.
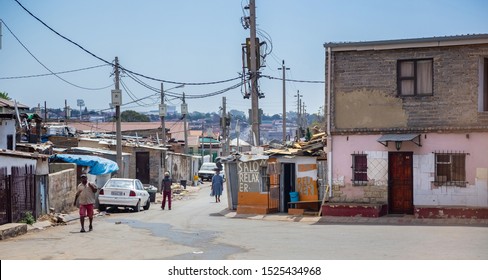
[0, 64, 111, 80]
[261, 74, 325, 84]
[0, 18, 113, 90]
[13, 0, 242, 86]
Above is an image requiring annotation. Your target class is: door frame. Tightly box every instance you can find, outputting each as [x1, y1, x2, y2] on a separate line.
[388, 151, 414, 214]
[280, 163, 295, 212]
[135, 152, 150, 184]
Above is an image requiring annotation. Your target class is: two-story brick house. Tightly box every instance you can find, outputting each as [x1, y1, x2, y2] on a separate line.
[323, 34, 488, 218]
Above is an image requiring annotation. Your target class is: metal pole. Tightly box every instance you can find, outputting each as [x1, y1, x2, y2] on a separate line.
[278, 60, 290, 143]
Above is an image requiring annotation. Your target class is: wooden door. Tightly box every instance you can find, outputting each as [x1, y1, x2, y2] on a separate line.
[136, 152, 150, 184]
[388, 152, 413, 214]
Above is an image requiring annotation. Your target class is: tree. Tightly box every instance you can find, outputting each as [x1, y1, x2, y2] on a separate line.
[0, 91, 11, 100]
[121, 110, 150, 122]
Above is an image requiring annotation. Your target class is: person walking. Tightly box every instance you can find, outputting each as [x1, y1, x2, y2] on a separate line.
[211, 168, 224, 203]
[161, 172, 172, 210]
[73, 173, 97, 232]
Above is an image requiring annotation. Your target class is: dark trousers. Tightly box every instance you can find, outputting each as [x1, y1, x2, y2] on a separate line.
[162, 190, 171, 209]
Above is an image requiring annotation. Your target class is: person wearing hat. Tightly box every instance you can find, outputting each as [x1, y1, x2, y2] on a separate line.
[161, 171, 172, 210]
[73, 173, 97, 232]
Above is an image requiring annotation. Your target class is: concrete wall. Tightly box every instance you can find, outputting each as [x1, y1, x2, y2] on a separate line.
[167, 153, 193, 184]
[50, 163, 77, 173]
[48, 168, 77, 213]
[124, 146, 163, 188]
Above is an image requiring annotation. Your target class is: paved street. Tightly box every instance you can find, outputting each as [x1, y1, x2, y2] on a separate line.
[0, 182, 487, 260]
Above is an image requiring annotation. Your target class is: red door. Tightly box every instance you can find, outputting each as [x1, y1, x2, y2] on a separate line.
[388, 152, 413, 214]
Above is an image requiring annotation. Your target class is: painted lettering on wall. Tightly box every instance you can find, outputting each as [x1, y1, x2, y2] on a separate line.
[238, 160, 266, 192]
[297, 176, 316, 196]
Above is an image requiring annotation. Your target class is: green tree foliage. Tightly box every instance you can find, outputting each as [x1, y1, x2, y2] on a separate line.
[0, 91, 11, 100]
[121, 110, 149, 122]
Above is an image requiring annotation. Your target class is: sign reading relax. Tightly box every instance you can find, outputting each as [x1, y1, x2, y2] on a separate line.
[238, 160, 266, 192]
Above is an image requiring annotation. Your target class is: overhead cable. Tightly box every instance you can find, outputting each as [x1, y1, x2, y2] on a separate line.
[261, 74, 325, 84]
[0, 64, 111, 80]
[14, 0, 241, 86]
[1, 18, 113, 90]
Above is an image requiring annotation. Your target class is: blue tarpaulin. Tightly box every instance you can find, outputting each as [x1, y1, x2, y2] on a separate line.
[50, 154, 119, 175]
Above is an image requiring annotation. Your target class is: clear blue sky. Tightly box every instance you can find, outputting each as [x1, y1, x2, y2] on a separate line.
[1, 0, 487, 117]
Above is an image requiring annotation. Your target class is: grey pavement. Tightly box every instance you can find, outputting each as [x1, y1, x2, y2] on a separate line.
[20, 183, 487, 235]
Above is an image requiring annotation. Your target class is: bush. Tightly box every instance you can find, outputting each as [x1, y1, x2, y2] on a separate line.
[19, 211, 35, 225]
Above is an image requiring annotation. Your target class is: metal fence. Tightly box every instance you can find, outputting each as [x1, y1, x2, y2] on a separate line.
[0, 165, 36, 225]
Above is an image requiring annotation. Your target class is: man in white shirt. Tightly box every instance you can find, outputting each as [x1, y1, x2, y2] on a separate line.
[74, 173, 97, 232]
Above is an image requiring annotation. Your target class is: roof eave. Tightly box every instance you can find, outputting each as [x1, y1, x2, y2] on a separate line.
[324, 34, 488, 51]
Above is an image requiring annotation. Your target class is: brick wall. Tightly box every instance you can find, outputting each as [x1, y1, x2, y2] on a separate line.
[329, 44, 488, 132]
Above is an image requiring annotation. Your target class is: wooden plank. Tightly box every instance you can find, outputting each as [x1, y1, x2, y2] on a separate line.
[317, 184, 330, 217]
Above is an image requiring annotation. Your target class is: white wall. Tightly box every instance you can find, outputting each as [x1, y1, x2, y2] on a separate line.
[0, 119, 16, 150]
[414, 153, 488, 207]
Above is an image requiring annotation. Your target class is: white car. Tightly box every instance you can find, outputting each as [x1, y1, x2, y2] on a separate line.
[98, 178, 150, 212]
[198, 162, 225, 181]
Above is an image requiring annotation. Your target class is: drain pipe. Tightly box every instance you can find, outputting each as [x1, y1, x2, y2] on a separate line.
[325, 45, 333, 198]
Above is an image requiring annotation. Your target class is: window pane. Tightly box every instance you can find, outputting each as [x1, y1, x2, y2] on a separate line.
[401, 80, 415, 95]
[435, 153, 466, 185]
[353, 155, 367, 182]
[417, 60, 433, 94]
[451, 154, 466, 181]
[400, 61, 414, 77]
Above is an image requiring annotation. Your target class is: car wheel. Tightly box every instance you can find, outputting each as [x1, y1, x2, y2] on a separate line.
[143, 199, 150, 210]
[98, 204, 106, 211]
[134, 201, 140, 212]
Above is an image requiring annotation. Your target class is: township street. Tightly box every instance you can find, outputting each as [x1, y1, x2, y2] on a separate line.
[0, 181, 487, 260]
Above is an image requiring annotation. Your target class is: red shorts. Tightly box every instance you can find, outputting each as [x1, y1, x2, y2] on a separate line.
[79, 204, 94, 218]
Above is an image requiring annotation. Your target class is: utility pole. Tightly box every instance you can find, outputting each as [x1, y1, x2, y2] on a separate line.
[278, 60, 290, 143]
[221, 97, 227, 156]
[249, 0, 260, 146]
[64, 99, 68, 124]
[113, 56, 122, 175]
[44, 101, 47, 124]
[182, 92, 188, 155]
[226, 112, 231, 156]
[159, 82, 166, 146]
[201, 120, 204, 158]
[295, 90, 302, 139]
[236, 119, 240, 153]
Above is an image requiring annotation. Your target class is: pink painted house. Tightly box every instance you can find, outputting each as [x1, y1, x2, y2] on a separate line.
[323, 34, 488, 218]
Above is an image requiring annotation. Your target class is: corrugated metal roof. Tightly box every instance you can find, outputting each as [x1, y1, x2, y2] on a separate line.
[324, 34, 488, 51]
[377, 134, 422, 148]
[377, 134, 419, 142]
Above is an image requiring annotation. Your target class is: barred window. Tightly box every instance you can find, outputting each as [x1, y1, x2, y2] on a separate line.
[434, 153, 467, 187]
[352, 154, 367, 185]
[398, 59, 433, 96]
